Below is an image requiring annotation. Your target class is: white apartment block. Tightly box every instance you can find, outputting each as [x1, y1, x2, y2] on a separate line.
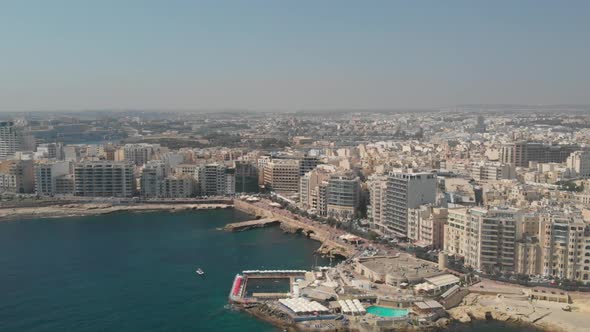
[74, 161, 135, 197]
[0, 122, 23, 160]
[383, 171, 437, 236]
[566, 151, 590, 178]
[368, 175, 388, 229]
[445, 207, 521, 273]
[34, 160, 71, 196]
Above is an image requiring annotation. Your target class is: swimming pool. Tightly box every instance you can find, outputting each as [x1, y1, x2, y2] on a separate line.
[365, 306, 408, 317]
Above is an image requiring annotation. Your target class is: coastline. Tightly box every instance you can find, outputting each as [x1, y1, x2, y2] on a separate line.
[5, 199, 588, 332]
[446, 280, 590, 332]
[0, 202, 233, 221]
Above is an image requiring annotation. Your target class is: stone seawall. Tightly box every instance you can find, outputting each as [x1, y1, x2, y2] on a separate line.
[233, 199, 355, 258]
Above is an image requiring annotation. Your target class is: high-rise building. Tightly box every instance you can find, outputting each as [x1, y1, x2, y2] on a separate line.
[74, 161, 135, 197]
[444, 207, 521, 273]
[0, 122, 24, 159]
[263, 159, 300, 194]
[199, 163, 233, 196]
[368, 175, 388, 229]
[326, 172, 360, 220]
[140, 161, 167, 198]
[382, 171, 437, 236]
[539, 212, 590, 282]
[234, 161, 259, 193]
[566, 151, 590, 178]
[34, 160, 71, 196]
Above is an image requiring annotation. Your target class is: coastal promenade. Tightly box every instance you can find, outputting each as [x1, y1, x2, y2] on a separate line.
[233, 199, 358, 258]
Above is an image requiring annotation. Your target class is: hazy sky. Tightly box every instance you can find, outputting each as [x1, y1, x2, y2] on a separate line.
[1, 0, 589, 111]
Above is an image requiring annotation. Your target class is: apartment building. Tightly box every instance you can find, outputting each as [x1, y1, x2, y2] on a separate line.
[34, 160, 71, 196]
[0, 122, 24, 159]
[445, 207, 521, 273]
[407, 206, 447, 249]
[0, 159, 34, 193]
[74, 161, 135, 197]
[199, 163, 233, 196]
[263, 159, 300, 194]
[326, 172, 360, 220]
[383, 171, 437, 236]
[140, 161, 167, 198]
[539, 212, 590, 283]
[368, 175, 388, 229]
[566, 151, 590, 178]
[299, 165, 335, 215]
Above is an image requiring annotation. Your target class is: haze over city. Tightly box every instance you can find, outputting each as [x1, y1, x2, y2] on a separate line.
[3, 2, 590, 332]
[1, 0, 590, 112]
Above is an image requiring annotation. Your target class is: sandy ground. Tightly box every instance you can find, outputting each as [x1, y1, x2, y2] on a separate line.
[0, 203, 232, 221]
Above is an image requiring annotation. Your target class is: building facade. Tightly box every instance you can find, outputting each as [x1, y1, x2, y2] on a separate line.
[34, 160, 71, 196]
[74, 161, 135, 197]
[382, 171, 437, 236]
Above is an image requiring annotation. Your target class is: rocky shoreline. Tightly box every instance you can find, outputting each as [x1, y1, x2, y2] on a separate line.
[0, 202, 233, 221]
[446, 293, 585, 332]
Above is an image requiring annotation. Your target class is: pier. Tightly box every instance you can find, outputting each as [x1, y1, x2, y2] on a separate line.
[224, 218, 279, 231]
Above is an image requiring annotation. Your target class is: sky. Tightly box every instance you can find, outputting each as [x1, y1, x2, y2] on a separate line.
[0, 0, 589, 111]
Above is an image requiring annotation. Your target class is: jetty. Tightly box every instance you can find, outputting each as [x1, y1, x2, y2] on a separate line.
[224, 218, 279, 231]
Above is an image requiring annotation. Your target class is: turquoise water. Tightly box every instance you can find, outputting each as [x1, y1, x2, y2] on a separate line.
[0, 210, 333, 332]
[0, 209, 547, 332]
[366, 306, 408, 317]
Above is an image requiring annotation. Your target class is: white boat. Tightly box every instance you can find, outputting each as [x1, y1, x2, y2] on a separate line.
[196, 268, 205, 276]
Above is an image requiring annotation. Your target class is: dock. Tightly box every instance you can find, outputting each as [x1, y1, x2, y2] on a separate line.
[224, 218, 279, 231]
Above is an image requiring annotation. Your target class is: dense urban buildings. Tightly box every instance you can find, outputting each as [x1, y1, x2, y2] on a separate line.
[3, 108, 590, 287]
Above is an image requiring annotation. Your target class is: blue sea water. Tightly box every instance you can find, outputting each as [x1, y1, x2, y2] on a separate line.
[0, 209, 332, 332]
[0, 209, 544, 332]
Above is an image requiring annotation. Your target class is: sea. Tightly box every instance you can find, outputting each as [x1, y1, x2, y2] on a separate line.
[0, 209, 544, 332]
